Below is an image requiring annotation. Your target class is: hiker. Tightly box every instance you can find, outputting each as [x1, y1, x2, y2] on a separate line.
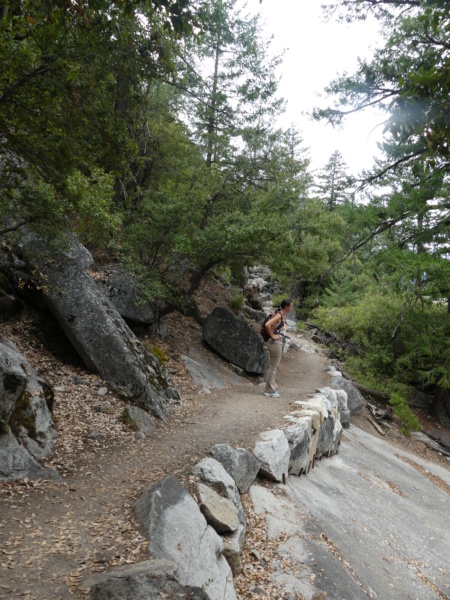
[264, 299, 294, 397]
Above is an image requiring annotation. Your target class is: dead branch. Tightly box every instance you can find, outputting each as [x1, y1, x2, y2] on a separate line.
[367, 415, 386, 436]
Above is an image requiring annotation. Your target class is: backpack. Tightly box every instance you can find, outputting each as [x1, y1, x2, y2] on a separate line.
[260, 311, 281, 341]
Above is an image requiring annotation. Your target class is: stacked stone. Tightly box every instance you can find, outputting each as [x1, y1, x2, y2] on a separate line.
[85, 369, 364, 599]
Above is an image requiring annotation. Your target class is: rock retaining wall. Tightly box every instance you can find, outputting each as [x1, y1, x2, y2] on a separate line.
[89, 366, 355, 599]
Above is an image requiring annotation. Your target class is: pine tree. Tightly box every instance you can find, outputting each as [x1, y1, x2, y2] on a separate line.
[314, 151, 355, 211]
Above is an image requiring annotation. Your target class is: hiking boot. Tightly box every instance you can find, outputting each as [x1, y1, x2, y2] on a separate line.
[264, 392, 280, 398]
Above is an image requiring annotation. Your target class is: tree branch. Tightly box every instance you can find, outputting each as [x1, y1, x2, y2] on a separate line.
[0, 220, 27, 236]
[0, 60, 55, 105]
[358, 148, 428, 189]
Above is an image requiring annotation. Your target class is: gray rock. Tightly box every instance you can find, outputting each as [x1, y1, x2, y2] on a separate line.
[0, 432, 58, 481]
[135, 476, 237, 600]
[122, 405, 155, 435]
[202, 307, 268, 375]
[152, 321, 170, 339]
[192, 458, 246, 529]
[340, 409, 351, 428]
[315, 397, 343, 459]
[328, 376, 366, 415]
[0, 338, 27, 421]
[253, 430, 290, 483]
[317, 386, 351, 427]
[242, 306, 266, 323]
[98, 271, 155, 325]
[0, 282, 22, 319]
[85, 559, 210, 600]
[97, 387, 108, 397]
[18, 232, 180, 421]
[193, 457, 248, 575]
[94, 403, 114, 415]
[0, 337, 58, 480]
[208, 444, 260, 494]
[249, 586, 265, 595]
[196, 482, 238, 533]
[283, 417, 312, 476]
[86, 432, 107, 442]
[182, 355, 227, 391]
[222, 523, 246, 576]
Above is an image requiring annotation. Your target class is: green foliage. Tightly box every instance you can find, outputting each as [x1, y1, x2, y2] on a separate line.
[0, 0, 199, 238]
[229, 292, 244, 312]
[389, 392, 422, 436]
[315, 287, 449, 390]
[296, 321, 308, 332]
[150, 345, 169, 365]
[318, 0, 450, 176]
[314, 150, 355, 211]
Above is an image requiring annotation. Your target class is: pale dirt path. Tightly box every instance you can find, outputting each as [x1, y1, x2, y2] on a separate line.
[0, 333, 330, 600]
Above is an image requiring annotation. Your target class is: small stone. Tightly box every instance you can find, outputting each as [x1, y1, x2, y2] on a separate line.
[72, 376, 84, 385]
[230, 364, 245, 376]
[110, 418, 116, 424]
[97, 387, 108, 396]
[54, 385, 66, 393]
[86, 432, 106, 442]
[250, 549, 261, 561]
[249, 586, 265, 595]
[94, 403, 114, 414]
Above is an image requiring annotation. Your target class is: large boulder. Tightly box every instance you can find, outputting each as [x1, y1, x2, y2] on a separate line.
[329, 375, 366, 415]
[202, 307, 268, 375]
[85, 559, 210, 600]
[18, 233, 180, 420]
[208, 444, 260, 494]
[0, 432, 58, 481]
[135, 476, 237, 600]
[97, 271, 155, 325]
[0, 337, 58, 480]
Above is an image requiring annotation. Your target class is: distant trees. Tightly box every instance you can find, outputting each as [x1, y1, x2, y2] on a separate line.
[314, 150, 355, 211]
[312, 0, 450, 416]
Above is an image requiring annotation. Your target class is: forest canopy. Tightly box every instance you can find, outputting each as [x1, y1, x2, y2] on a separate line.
[0, 0, 449, 420]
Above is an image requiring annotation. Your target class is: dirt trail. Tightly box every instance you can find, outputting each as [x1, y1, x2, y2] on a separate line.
[0, 329, 330, 600]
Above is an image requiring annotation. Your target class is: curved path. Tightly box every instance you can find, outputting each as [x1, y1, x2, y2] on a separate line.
[0, 334, 329, 599]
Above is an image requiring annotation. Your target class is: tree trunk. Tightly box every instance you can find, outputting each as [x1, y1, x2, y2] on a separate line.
[206, 37, 221, 169]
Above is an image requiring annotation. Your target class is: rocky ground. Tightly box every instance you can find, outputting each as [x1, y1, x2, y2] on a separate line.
[1, 277, 449, 600]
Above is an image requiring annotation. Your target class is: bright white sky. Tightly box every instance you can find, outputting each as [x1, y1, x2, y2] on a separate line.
[249, 0, 386, 176]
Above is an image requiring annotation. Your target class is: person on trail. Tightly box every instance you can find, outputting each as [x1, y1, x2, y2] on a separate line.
[264, 299, 294, 397]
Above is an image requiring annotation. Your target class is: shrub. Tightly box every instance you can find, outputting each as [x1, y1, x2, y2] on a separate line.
[229, 292, 244, 312]
[389, 392, 422, 436]
[296, 320, 308, 332]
